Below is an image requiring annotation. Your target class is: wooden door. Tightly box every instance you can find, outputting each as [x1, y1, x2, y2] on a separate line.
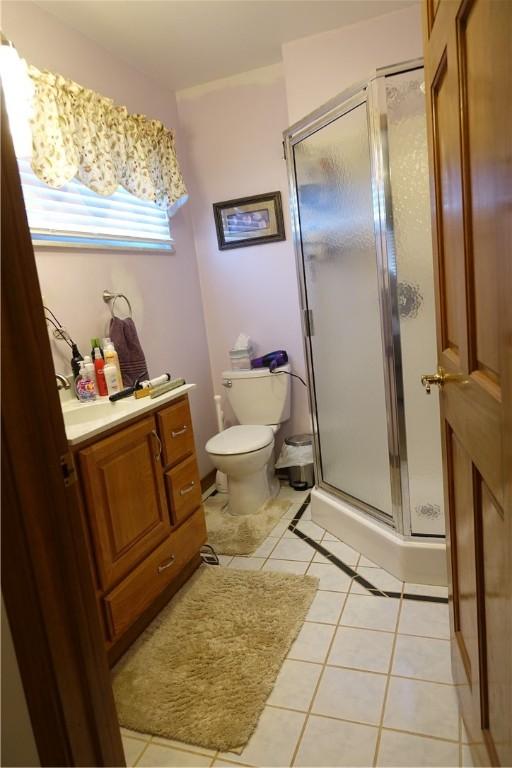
[80, 416, 171, 590]
[1, 96, 124, 765]
[423, 1, 512, 765]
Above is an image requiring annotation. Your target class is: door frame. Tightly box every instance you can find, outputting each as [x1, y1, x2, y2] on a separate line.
[1, 98, 125, 766]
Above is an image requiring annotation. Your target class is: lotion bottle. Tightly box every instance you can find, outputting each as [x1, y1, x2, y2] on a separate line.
[104, 362, 121, 397]
[103, 339, 123, 390]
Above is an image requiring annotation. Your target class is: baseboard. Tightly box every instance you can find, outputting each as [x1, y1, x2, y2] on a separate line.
[201, 469, 216, 494]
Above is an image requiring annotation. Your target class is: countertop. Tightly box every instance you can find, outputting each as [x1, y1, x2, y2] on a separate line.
[62, 383, 196, 446]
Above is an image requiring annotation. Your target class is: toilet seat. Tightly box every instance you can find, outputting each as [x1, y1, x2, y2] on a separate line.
[206, 425, 274, 456]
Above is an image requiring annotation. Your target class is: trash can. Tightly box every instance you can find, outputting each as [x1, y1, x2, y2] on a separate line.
[285, 434, 314, 490]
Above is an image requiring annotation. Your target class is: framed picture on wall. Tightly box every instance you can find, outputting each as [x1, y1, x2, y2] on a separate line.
[213, 191, 285, 250]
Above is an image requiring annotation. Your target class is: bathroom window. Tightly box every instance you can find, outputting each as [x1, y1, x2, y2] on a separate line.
[17, 158, 174, 252]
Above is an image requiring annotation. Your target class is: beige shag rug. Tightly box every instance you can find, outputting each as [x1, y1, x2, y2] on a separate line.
[113, 565, 317, 752]
[204, 494, 291, 555]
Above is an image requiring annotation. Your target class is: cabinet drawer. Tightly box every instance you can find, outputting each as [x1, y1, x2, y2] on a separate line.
[165, 455, 202, 526]
[104, 507, 207, 640]
[157, 397, 195, 467]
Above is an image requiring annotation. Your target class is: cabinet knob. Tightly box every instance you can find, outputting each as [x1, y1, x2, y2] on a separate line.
[171, 425, 188, 438]
[157, 554, 176, 573]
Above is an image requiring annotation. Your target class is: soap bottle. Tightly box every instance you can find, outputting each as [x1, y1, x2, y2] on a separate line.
[103, 338, 123, 390]
[76, 362, 97, 402]
[93, 347, 108, 396]
[83, 355, 96, 387]
[103, 362, 121, 397]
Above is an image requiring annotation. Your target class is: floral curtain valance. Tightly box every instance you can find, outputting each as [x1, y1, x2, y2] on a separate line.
[28, 65, 188, 215]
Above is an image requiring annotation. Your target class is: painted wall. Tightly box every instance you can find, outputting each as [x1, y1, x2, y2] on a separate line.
[1, 598, 40, 767]
[282, 5, 423, 124]
[3, 1, 217, 475]
[176, 65, 310, 442]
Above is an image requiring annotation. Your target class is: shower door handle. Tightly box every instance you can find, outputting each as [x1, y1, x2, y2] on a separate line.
[421, 368, 446, 394]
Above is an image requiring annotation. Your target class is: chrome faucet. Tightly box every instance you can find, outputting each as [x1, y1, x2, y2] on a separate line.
[56, 373, 71, 390]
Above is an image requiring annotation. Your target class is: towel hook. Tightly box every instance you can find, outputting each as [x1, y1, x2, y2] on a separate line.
[103, 289, 133, 319]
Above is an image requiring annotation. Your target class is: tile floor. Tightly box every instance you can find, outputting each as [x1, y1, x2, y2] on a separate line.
[122, 485, 473, 768]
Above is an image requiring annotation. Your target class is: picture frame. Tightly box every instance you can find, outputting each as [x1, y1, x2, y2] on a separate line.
[213, 191, 285, 250]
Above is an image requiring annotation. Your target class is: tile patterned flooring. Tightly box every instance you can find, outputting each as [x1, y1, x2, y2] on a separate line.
[122, 485, 473, 768]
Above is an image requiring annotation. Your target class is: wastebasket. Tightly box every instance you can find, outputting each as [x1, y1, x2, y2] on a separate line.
[285, 434, 314, 490]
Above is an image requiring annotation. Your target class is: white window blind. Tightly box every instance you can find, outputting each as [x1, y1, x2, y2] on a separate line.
[17, 158, 174, 251]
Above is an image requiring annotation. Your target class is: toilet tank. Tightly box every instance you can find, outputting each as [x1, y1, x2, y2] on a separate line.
[222, 365, 291, 425]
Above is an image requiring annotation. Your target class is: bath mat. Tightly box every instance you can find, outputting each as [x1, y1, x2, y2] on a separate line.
[204, 494, 291, 555]
[112, 566, 318, 752]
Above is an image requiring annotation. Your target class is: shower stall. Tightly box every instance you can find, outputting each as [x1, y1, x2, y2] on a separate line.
[284, 59, 446, 584]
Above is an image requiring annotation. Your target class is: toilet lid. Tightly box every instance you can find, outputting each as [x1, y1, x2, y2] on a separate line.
[206, 425, 274, 455]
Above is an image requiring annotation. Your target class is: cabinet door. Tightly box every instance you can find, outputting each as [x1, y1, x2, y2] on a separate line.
[79, 416, 171, 590]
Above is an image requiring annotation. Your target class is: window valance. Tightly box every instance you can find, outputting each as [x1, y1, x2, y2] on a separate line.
[27, 65, 188, 215]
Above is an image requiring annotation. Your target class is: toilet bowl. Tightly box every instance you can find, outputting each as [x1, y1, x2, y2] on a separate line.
[205, 364, 291, 516]
[206, 425, 280, 515]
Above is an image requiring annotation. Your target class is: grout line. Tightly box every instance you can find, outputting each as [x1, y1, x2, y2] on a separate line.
[262, 704, 461, 745]
[288, 588, 351, 767]
[372, 588, 404, 767]
[133, 738, 152, 767]
[379, 724, 460, 744]
[459, 713, 463, 767]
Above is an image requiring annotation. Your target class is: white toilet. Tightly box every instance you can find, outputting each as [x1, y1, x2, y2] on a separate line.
[205, 365, 291, 515]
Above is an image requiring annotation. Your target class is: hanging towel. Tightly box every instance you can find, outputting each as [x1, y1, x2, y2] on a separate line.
[109, 317, 149, 387]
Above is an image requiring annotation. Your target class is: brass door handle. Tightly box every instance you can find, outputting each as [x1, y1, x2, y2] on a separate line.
[421, 367, 446, 394]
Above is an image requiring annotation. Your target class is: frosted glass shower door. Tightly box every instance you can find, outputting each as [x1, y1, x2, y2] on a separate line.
[293, 100, 393, 519]
[386, 69, 445, 535]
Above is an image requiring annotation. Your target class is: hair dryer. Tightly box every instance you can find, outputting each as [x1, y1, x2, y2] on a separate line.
[251, 350, 288, 371]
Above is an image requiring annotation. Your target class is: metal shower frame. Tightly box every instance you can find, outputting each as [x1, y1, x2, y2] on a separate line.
[283, 57, 433, 539]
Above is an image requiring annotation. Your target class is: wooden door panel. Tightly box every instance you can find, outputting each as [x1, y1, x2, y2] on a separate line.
[444, 380, 501, 506]
[431, 50, 467, 367]
[481, 481, 508, 765]
[458, 0, 502, 388]
[448, 430, 478, 688]
[424, 0, 511, 764]
[80, 416, 171, 590]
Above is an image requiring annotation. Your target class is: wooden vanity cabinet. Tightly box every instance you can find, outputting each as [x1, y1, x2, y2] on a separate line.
[74, 394, 206, 657]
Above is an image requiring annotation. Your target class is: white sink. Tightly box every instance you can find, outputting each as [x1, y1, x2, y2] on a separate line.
[62, 399, 127, 428]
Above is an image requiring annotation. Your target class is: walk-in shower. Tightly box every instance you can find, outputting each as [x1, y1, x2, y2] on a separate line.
[284, 59, 446, 584]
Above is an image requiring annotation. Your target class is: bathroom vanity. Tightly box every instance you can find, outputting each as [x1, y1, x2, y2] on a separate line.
[64, 386, 206, 663]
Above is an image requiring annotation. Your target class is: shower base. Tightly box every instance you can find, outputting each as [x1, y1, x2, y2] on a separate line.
[311, 487, 447, 586]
